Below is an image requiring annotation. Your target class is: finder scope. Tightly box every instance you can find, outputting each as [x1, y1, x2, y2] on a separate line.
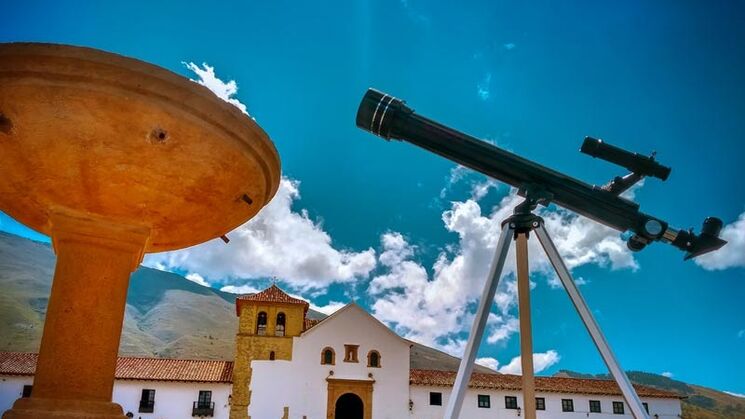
[356, 88, 727, 259]
[581, 137, 671, 181]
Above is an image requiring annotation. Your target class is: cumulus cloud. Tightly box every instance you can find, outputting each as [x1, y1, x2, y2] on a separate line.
[695, 211, 745, 270]
[497, 350, 561, 374]
[476, 357, 499, 371]
[146, 178, 376, 291]
[220, 284, 260, 295]
[310, 301, 347, 316]
[185, 272, 209, 287]
[369, 189, 638, 355]
[184, 62, 249, 115]
[661, 371, 674, 378]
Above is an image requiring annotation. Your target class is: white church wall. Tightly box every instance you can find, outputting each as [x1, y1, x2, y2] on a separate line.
[113, 380, 231, 419]
[249, 304, 411, 419]
[409, 385, 682, 419]
[0, 377, 231, 418]
[0, 376, 33, 414]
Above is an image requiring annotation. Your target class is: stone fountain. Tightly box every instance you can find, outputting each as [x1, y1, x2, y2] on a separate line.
[0, 43, 280, 418]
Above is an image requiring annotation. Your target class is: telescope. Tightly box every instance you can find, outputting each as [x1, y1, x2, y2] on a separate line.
[356, 88, 726, 259]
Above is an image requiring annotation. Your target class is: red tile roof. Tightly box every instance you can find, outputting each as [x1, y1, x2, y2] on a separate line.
[304, 318, 322, 331]
[0, 352, 36, 376]
[0, 352, 232, 383]
[235, 284, 309, 316]
[409, 369, 681, 399]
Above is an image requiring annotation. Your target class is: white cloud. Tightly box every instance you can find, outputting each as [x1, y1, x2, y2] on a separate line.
[476, 357, 499, 371]
[185, 272, 209, 287]
[220, 284, 260, 295]
[310, 301, 346, 315]
[724, 391, 745, 399]
[184, 62, 249, 115]
[661, 371, 674, 378]
[369, 189, 638, 355]
[146, 178, 376, 291]
[695, 211, 745, 270]
[477, 72, 492, 101]
[471, 180, 497, 201]
[497, 350, 561, 374]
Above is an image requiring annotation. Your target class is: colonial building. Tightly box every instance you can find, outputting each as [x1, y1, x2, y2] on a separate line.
[0, 285, 683, 419]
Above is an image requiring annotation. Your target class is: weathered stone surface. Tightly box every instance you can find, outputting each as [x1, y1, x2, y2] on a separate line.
[0, 42, 281, 252]
[0, 43, 281, 419]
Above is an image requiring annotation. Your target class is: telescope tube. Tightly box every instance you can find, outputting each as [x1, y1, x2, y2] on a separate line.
[356, 88, 726, 259]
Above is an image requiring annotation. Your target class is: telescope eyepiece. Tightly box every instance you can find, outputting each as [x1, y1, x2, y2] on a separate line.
[356, 88, 411, 140]
[701, 217, 724, 237]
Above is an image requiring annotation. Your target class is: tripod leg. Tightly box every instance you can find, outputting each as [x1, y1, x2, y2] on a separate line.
[444, 223, 514, 419]
[534, 224, 649, 419]
[516, 233, 537, 419]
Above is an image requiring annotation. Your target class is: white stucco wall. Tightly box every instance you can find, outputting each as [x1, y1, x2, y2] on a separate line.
[409, 385, 682, 419]
[249, 304, 411, 419]
[113, 380, 231, 419]
[0, 376, 33, 414]
[0, 376, 230, 419]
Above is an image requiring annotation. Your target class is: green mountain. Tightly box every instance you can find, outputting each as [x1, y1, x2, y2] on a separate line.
[555, 370, 745, 418]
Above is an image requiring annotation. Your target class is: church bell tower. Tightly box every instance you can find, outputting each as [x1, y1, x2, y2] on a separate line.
[230, 285, 309, 419]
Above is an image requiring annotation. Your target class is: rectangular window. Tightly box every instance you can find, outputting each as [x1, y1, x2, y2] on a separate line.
[139, 389, 155, 413]
[429, 392, 442, 406]
[562, 399, 574, 412]
[477, 394, 491, 408]
[589, 400, 601, 413]
[198, 390, 212, 407]
[344, 344, 359, 362]
[21, 385, 32, 398]
[613, 401, 625, 414]
[504, 396, 517, 409]
[535, 397, 545, 410]
[643, 402, 649, 413]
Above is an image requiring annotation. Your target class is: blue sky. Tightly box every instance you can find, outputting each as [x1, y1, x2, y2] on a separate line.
[2, 0, 744, 395]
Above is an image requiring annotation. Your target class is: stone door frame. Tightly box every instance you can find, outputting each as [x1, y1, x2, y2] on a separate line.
[326, 378, 374, 419]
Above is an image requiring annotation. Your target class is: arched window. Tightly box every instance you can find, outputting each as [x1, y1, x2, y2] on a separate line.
[276, 312, 286, 337]
[321, 347, 335, 365]
[367, 350, 381, 368]
[256, 311, 267, 336]
[269, 351, 275, 361]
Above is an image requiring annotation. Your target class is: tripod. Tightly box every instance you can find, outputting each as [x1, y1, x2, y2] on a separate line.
[444, 196, 649, 419]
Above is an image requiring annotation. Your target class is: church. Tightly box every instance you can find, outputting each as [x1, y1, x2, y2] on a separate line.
[0, 285, 682, 418]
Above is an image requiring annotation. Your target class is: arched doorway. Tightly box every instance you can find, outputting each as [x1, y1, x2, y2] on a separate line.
[334, 393, 363, 419]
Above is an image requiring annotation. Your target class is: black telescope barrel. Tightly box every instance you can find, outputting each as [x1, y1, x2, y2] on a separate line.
[355, 88, 727, 258]
[356, 88, 641, 232]
[581, 137, 671, 180]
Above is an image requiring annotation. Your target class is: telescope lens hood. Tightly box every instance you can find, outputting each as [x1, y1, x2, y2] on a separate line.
[356, 88, 409, 140]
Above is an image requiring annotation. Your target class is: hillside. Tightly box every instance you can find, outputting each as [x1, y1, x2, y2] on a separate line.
[556, 370, 745, 418]
[0, 231, 488, 372]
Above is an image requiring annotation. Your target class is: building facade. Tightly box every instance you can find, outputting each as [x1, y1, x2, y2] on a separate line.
[0, 285, 683, 419]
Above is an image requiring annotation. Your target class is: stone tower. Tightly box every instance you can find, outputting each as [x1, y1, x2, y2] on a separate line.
[230, 285, 308, 419]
